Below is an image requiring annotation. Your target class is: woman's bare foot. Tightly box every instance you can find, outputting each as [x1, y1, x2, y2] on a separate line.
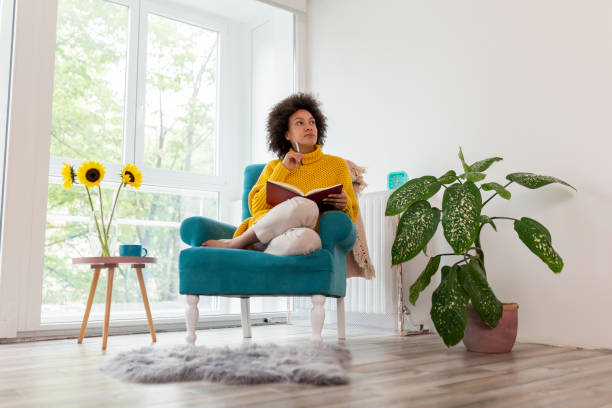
[200, 229, 260, 250]
[201, 239, 239, 249]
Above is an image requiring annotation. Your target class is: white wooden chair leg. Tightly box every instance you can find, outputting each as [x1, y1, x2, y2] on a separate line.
[240, 297, 252, 338]
[311, 295, 326, 343]
[186, 295, 199, 344]
[337, 297, 346, 340]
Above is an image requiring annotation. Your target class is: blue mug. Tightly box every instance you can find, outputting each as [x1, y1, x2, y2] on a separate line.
[119, 244, 148, 257]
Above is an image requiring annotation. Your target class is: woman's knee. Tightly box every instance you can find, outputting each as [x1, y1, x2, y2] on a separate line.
[292, 228, 322, 254]
[288, 197, 319, 228]
[265, 227, 322, 256]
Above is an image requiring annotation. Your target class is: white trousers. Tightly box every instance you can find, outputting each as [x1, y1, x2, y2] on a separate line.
[251, 197, 322, 256]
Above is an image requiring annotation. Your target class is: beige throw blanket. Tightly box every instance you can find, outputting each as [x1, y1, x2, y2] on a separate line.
[345, 160, 375, 280]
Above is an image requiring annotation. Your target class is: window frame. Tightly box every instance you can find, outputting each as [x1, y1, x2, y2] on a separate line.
[47, 0, 231, 192]
[0, 0, 59, 338]
[134, 0, 228, 186]
[0, 0, 15, 249]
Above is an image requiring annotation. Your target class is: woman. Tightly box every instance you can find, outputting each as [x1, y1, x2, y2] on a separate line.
[202, 93, 359, 256]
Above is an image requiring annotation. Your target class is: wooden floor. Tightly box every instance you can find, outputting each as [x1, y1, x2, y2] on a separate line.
[1, 324, 612, 408]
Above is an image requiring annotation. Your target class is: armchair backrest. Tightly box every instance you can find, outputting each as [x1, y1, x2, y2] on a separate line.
[242, 164, 266, 221]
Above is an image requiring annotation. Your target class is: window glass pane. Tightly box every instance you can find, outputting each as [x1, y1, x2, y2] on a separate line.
[41, 183, 218, 323]
[50, 0, 128, 163]
[144, 14, 217, 175]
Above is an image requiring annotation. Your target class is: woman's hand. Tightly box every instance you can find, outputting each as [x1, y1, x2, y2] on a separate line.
[323, 190, 347, 210]
[282, 152, 303, 170]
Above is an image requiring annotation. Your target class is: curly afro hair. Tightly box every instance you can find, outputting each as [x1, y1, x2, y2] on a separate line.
[266, 93, 327, 158]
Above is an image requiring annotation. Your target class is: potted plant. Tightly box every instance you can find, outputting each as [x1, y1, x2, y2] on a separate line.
[385, 148, 575, 352]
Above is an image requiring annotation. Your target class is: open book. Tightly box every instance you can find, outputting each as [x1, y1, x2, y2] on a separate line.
[266, 180, 343, 212]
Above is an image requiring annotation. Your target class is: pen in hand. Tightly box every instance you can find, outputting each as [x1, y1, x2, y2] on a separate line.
[294, 138, 303, 166]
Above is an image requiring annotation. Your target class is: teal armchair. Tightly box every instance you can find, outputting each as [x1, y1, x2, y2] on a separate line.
[179, 164, 357, 343]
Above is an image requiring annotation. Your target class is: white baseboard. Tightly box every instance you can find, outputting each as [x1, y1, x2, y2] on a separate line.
[0, 313, 286, 343]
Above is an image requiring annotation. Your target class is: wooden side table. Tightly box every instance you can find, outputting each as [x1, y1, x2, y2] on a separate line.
[72, 256, 157, 350]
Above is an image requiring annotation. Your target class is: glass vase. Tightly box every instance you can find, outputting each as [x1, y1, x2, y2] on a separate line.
[88, 211, 116, 257]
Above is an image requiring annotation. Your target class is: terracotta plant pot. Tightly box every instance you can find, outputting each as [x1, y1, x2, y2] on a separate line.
[463, 303, 519, 353]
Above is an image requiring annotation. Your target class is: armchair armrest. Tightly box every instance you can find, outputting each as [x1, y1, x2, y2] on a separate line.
[180, 216, 237, 247]
[318, 211, 357, 254]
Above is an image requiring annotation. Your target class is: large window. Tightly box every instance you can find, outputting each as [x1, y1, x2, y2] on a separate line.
[42, 0, 291, 324]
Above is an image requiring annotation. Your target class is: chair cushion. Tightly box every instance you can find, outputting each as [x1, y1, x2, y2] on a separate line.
[179, 247, 346, 297]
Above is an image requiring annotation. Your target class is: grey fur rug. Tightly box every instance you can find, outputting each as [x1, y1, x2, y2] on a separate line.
[101, 343, 351, 385]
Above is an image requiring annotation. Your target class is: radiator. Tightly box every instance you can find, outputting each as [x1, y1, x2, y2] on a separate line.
[346, 190, 444, 332]
[346, 190, 397, 308]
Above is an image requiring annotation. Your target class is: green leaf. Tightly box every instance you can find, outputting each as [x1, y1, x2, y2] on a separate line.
[385, 176, 442, 216]
[442, 181, 482, 254]
[459, 172, 486, 182]
[458, 261, 503, 328]
[408, 256, 441, 305]
[431, 265, 469, 347]
[506, 173, 576, 191]
[514, 217, 563, 273]
[441, 265, 451, 280]
[391, 201, 441, 265]
[470, 157, 503, 172]
[481, 182, 511, 200]
[438, 170, 457, 184]
[458, 147, 471, 173]
[479, 215, 497, 231]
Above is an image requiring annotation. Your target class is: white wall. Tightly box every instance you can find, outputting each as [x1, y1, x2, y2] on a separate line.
[250, 8, 295, 164]
[308, 0, 612, 348]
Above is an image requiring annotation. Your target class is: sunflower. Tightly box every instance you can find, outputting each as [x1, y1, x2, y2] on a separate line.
[61, 162, 76, 189]
[77, 161, 105, 188]
[121, 163, 143, 189]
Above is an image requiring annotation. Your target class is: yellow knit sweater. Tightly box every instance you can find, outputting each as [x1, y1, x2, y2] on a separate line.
[234, 145, 359, 237]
